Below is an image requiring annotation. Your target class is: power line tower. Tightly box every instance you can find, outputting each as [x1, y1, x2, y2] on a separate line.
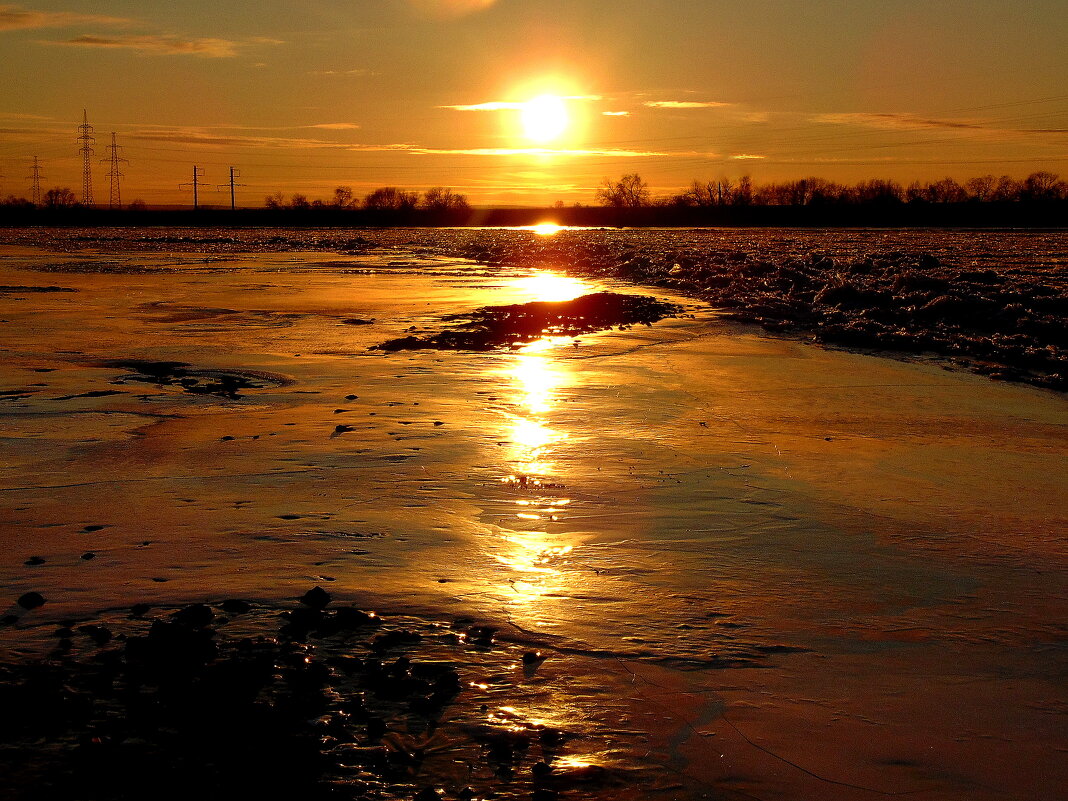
[100, 132, 128, 209]
[217, 167, 246, 211]
[27, 156, 44, 206]
[77, 109, 96, 206]
[179, 166, 203, 210]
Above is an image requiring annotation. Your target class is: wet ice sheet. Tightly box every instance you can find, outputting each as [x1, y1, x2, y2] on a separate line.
[0, 241, 1065, 800]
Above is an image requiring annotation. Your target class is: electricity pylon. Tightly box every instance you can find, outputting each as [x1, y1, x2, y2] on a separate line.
[77, 110, 95, 206]
[179, 166, 203, 210]
[100, 132, 128, 209]
[27, 156, 43, 206]
[217, 167, 245, 211]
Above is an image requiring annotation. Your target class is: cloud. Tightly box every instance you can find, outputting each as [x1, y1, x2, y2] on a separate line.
[813, 111, 1068, 136]
[442, 95, 602, 111]
[346, 144, 671, 158]
[406, 0, 496, 19]
[644, 100, 731, 109]
[55, 34, 242, 57]
[730, 154, 766, 160]
[308, 68, 378, 77]
[126, 128, 350, 149]
[0, 4, 128, 31]
[308, 123, 361, 130]
[441, 101, 525, 111]
[602, 111, 630, 117]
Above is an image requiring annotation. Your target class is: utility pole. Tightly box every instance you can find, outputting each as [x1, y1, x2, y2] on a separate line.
[77, 109, 95, 206]
[100, 132, 128, 209]
[27, 156, 43, 206]
[179, 166, 203, 210]
[217, 167, 245, 211]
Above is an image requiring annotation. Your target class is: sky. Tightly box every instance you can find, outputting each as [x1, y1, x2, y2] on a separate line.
[0, 0, 1066, 206]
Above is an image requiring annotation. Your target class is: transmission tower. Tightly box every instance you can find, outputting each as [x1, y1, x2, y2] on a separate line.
[179, 166, 204, 210]
[100, 132, 128, 209]
[27, 156, 44, 206]
[77, 109, 96, 206]
[217, 167, 246, 211]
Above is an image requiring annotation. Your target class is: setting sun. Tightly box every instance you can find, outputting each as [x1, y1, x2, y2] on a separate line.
[521, 94, 570, 143]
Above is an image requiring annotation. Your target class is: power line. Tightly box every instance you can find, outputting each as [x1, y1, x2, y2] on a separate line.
[178, 165, 203, 210]
[216, 166, 246, 210]
[101, 132, 128, 209]
[26, 156, 43, 206]
[77, 109, 95, 206]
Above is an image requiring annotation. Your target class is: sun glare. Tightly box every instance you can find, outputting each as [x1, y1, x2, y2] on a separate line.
[521, 94, 570, 143]
[531, 222, 562, 236]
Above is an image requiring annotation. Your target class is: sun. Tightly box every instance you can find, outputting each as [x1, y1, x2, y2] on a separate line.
[521, 94, 570, 143]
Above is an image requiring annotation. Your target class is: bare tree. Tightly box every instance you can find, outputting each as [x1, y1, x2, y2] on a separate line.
[965, 175, 997, 202]
[332, 186, 356, 209]
[264, 192, 286, 209]
[364, 186, 419, 211]
[43, 187, 78, 209]
[596, 173, 649, 207]
[421, 186, 469, 211]
[1022, 171, 1065, 201]
[992, 175, 1022, 202]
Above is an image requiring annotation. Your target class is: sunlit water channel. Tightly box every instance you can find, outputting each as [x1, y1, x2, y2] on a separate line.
[0, 234, 1065, 800]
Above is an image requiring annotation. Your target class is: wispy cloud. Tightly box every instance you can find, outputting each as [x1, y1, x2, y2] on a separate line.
[644, 100, 731, 109]
[442, 95, 602, 111]
[602, 111, 630, 117]
[0, 4, 128, 31]
[346, 144, 673, 158]
[406, 0, 497, 19]
[814, 111, 1068, 136]
[442, 101, 525, 111]
[126, 129, 350, 149]
[730, 153, 766, 160]
[54, 34, 243, 57]
[308, 123, 360, 130]
[308, 68, 378, 77]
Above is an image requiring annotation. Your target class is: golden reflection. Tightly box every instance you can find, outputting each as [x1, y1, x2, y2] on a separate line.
[531, 221, 563, 236]
[512, 271, 588, 303]
[490, 319, 585, 611]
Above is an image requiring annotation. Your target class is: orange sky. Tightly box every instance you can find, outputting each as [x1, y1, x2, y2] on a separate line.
[1, 0, 1066, 206]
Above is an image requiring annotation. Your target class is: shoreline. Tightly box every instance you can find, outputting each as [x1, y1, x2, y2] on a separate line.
[1, 225, 1064, 392]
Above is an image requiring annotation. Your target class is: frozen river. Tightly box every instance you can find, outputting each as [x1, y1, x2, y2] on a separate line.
[0, 229, 1065, 800]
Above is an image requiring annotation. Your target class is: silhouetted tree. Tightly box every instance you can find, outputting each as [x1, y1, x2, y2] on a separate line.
[733, 175, 753, 206]
[43, 187, 78, 209]
[264, 192, 286, 210]
[924, 177, 968, 203]
[597, 173, 649, 207]
[992, 175, 1023, 202]
[421, 186, 469, 211]
[965, 175, 997, 202]
[1021, 171, 1066, 202]
[364, 186, 419, 211]
[0, 194, 33, 210]
[850, 179, 903, 204]
[290, 194, 311, 211]
[332, 186, 356, 209]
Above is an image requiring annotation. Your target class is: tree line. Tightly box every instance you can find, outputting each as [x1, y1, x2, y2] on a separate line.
[262, 185, 470, 213]
[597, 171, 1068, 208]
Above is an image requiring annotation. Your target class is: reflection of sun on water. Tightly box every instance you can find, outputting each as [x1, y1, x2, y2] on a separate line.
[531, 222, 562, 236]
[491, 329, 580, 611]
[512, 271, 588, 303]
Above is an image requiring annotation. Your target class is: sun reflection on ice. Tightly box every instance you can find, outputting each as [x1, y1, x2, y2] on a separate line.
[530, 222, 563, 236]
[489, 328, 583, 612]
[511, 271, 588, 303]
